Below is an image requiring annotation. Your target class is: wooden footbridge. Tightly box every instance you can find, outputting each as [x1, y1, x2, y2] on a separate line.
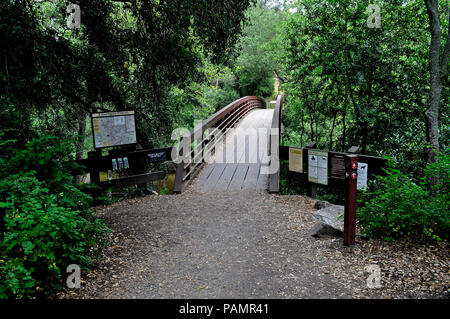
[173, 95, 282, 194]
[77, 94, 386, 245]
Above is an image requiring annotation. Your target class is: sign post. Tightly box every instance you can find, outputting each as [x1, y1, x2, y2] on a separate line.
[344, 154, 358, 246]
[305, 142, 317, 198]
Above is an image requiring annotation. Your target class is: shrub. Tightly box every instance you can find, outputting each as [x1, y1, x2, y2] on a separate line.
[358, 154, 449, 241]
[0, 136, 108, 298]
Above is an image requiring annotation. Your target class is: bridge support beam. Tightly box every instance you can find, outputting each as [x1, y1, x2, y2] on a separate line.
[268, 95, 283, 193]
[173, 161, 185, 194]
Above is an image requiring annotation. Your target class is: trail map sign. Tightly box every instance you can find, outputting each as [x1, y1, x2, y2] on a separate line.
[288, 148, 303, 173]
[92, 111, 137, 149]
[308, 150, 328, 185]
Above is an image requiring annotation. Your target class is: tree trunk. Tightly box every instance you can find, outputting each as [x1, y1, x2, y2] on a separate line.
[342, 93, 347, 152]
[425, 0, 442, 164]
[329, 112, 337, 150]
[424, 1, 450, 186]
[75, 109, 87, 184]
[75, 111, 87, 161]
[361, 75, 373, 154]
[300, 109, 305, 147]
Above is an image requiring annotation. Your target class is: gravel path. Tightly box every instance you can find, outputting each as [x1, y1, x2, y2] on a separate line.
[64, 190, 357, 298]
[61, 187, 449, 299]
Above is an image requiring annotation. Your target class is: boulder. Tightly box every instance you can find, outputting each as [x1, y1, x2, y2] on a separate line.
[311, 222, 344, 238]
[311, 204, 345, 238]
[314, 200, 332, 210]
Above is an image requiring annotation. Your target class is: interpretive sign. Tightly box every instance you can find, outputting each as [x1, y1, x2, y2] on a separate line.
[92, 111, 137, 149]
[357, 162, 368, 190]
[288, 148, 303, 173]
[330, 153, 346, 180]
[308, 150, 328, 185]
[147, 150, 167, 163]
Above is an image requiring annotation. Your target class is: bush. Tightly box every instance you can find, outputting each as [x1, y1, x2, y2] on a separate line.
[0, 136, 108, 298]
[358, 154, 449, 242]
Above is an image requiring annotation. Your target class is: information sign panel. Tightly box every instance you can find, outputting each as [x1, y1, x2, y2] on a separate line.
[92, 111, 137, 149]
[357, 162, 368, 190]
[288, 148, 303, 173]
[308, 150, 328, 185]
[330, 153, 346, 180]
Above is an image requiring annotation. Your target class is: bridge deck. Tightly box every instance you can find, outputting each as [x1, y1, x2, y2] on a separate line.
[192, 109, 274, 193]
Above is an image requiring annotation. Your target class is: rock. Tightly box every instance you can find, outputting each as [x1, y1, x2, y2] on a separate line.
[311, 205, 345, 238]
[314, 200, 332, 210]
[311, 222, 344, 238]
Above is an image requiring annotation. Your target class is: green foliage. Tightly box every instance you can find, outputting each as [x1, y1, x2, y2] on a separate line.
[276, 0, 449, 161]
[192, 60, 240, 119]
[358, 154, 450, 242]
[0, 136, 108, 298]
[157, 184, 172, 196]
[234, 4, 281, 97]
[279, 161, 306, 195]
[275, 0, 449, 206]
[1, 0, 255, 150]
[160, 60, 240, 145]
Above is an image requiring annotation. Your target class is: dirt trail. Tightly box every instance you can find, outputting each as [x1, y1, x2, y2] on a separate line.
[61, 186, 449, 299]
[66, 191, 360, 298]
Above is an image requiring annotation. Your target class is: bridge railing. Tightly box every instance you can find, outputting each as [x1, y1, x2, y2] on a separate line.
[173, 96, 266, 193]
[268, 95, 283, 193]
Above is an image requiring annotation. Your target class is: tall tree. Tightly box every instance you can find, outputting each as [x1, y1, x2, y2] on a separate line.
[276, 0, 446, 179]
[424, 0, 450, 168]
[0, 0, 254, 151]
[234, 4, 281, 97]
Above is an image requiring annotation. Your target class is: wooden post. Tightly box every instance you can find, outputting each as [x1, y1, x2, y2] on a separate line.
[87, 150, 102, 183]
[344, 154, 358, 246]
[268, 95, 282, 193]
[173, 161, 185, 194]
[87, 149, 102, 204]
